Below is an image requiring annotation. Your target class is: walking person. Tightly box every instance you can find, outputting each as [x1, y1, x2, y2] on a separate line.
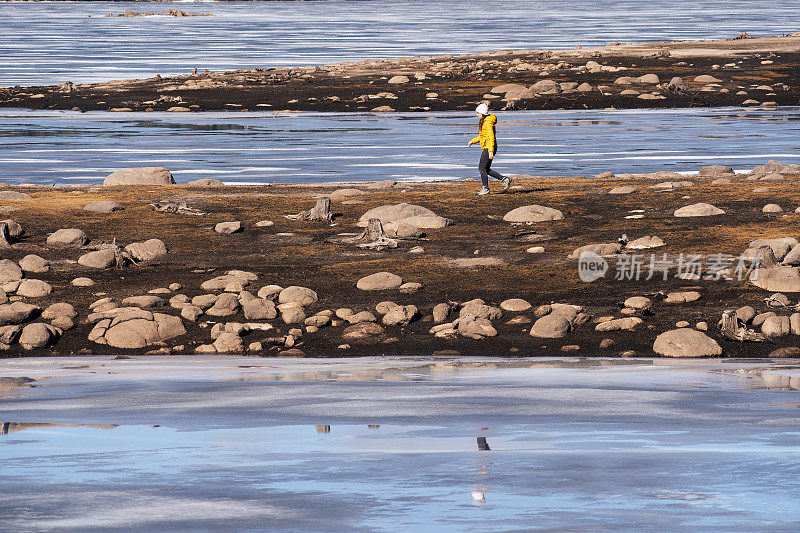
[467, 103, 510, 195]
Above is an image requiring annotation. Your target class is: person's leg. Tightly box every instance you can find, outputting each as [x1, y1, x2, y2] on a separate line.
[478, 149, 490, 188]
[484, 155, 505, 180]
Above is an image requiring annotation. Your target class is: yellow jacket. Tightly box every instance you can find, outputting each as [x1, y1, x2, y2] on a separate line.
[471, 114, 497, 153]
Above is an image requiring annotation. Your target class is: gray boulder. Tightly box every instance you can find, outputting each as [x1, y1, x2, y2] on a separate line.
[104, 167, 175, 186]
[568, 243, 621, 259]
[698, 165, 734, 176]
[89, 310, 185, 349]
[530, 79, 561, 94]
[1, 219, 24, 239]
[750, 266, 800, 292]
[342, 322, 384, 339]
[529, 313, 571, 338]
[206, 293, 241, 317]
[357, 272, 403, 291]
[278, 286, 318, 306]
[125, 239, 167, 261]
[188, 178, 225, 187]
[121, 295, 165, 309]
[653, 329, 722, 357]
[42, 302, 77, 320]
[0, 191, 32, 201]
[0, 259, 23, 283]
[358, 203, 437, 227]
[47, 228, 88, 247]
[16, 279, 52, 298]
[243, 299, 277, 320]
[215, 221, 242, 234]
[19, 323, 60, 350]
[18, 254, 49, 274]
[84, 201, 124, 213]
[673, 203, 725, 217]
[500, 298, 532, 312]
[382, 305, 418, 326]
[78, 249, 117, 269]
[0, 302, 40, 326]
[503, 205, 564, 223]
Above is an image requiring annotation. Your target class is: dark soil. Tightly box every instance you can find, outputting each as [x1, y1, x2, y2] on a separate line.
[1, 171, 799, 359]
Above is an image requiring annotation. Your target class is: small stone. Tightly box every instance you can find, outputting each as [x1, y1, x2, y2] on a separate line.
[342, 322, 384, 339]
[72, 277, 95, 287]
[594, 317, 642, 332]
[676, 320, 690, 328]
[399, 282, 422, 294]
[255, 220, 274, 227]
[500, 298, 532, 312]
[599, 338, 615, 349]
[664, 291, 701, 304]
[248, 341, 263, 352]
[122, 295, 164, 309]
[763, 203, 783, 213]
[382, 305, 418, 326]
[526, 246, 545, 254]
[623, 296, 652, 310]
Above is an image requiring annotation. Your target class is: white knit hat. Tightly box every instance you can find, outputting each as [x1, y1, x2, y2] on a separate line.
[475, 103, 489, 115]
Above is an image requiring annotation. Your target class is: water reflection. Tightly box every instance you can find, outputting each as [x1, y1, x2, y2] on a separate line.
[1, 422, 118, 435]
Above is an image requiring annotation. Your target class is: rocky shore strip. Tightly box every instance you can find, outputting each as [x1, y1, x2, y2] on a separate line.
[1, 162, 800, 358]
[1, 35, 799, 112]
[105, 9, 212, 18]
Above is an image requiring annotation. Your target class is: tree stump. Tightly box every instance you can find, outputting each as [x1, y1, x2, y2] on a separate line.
[720, 309, 767, 342]
[0, 222, 11, 248]
[306, 197, 332, 223]
[754, 245, 777, 269]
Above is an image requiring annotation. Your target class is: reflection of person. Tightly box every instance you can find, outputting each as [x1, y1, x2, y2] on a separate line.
[467, 103, 510, 196]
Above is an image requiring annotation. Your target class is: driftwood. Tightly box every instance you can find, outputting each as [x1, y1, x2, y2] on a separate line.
[286, 197, 333, 223]
[150, 201, 205, 216]
[720, 310, 767, 342]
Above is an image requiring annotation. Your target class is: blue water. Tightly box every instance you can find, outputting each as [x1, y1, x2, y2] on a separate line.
[1, 107, 799, 186]
[2, 359, 800, 530]
[0, 0, 798, 86]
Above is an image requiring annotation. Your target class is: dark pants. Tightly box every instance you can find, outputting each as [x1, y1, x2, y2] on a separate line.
[479, 149, 504, 187]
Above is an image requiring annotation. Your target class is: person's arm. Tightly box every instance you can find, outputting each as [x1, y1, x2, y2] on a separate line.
[468, 135, 480, 147]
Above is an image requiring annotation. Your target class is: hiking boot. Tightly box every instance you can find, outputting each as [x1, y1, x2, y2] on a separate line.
[476, 187, 490, 196]
[501, 176, 512, 191]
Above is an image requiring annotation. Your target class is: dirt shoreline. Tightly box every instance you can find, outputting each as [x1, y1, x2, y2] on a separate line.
[2, 36, 799, 113]
[1, 161, 800, 359]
